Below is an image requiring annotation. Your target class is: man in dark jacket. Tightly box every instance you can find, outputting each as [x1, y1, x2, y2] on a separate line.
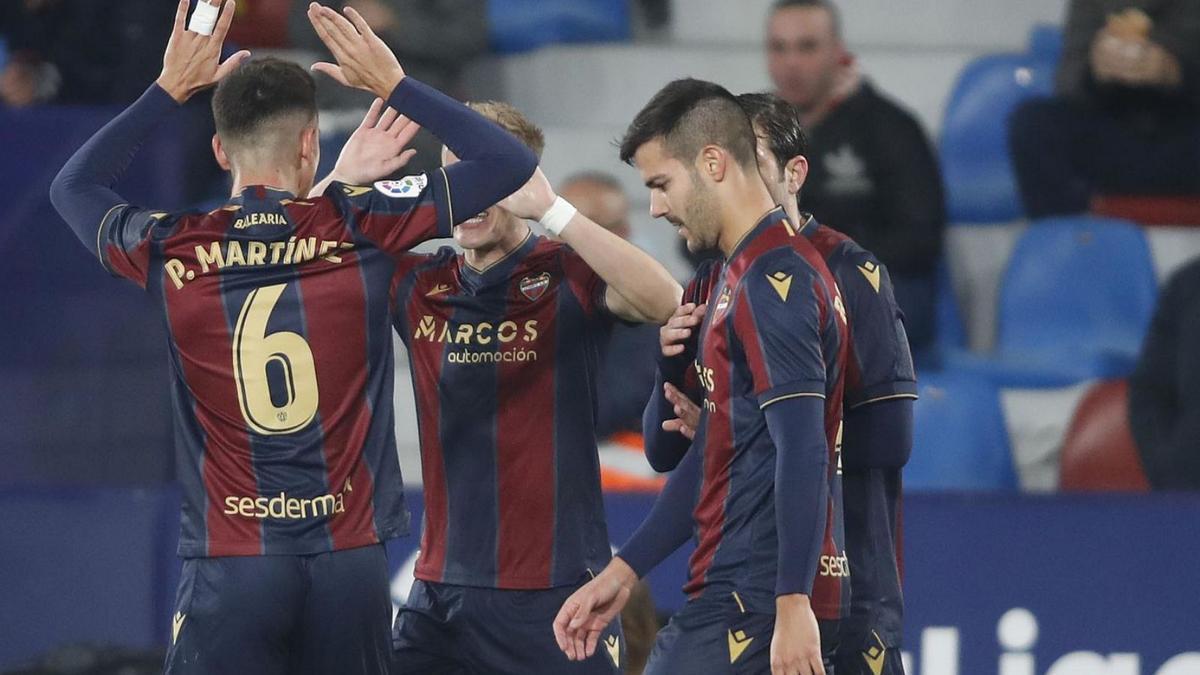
[765, 0, 945, 356]
[1009, 0, 1200, 218]
[1129, 257, 1200, 490]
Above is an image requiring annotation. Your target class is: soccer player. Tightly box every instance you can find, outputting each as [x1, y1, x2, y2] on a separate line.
[381, 102, 682, 674]
[554, 78, 849, 675]
[49, 2, 537, 673]
[655, 93, 918, 675]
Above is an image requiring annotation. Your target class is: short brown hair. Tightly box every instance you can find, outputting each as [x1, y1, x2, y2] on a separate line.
[467, 101, 545, 159]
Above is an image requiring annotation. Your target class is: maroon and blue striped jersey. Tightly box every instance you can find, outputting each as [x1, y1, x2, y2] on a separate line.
[685, 208, 850, 619]
[391, 232, 616, 589]
[92, 176, 456, 557]
[801, 217, 917, 646]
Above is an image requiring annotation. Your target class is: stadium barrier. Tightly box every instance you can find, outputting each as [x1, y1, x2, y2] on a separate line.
[3, 487, 1198, 673]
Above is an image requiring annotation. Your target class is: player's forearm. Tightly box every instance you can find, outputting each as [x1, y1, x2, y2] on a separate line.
[556, 213, 682, 323]
[764, 396, 829, 597]
[50, 84, 178, 252]
[616, 441, 702, 577]
[385, 77, 536, 222]
[642, 373, 691, 472]
[842, 398, 913, 471]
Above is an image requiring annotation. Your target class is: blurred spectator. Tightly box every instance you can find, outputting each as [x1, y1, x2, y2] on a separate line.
[618, 580, 660, 675]
[559, 172, 659, 439]
[764, 0, 944, 356]
[0, 0, 175, 106]
[1129, 256, 1200, 490]
[289, 0, 488, 174]
[1010, 1, 1200, 218]
[227, 0, 292, 49]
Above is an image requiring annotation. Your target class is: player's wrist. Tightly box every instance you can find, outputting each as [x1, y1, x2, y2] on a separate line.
[605, 556, 640, 589]
[775, 593, 810, 613]
[375, 70, 406, 100]
[155, 76, 190, 104]
[538, 196, 577, 236]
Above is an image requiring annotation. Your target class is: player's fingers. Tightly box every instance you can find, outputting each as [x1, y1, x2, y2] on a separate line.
[811, 655, 826, 675]
[311, 7, 354, 59]
[359, 97, 384, 128]
[584, 628, 603, 658]
[673, 302, 696, 317]
[311, 62, 350, 87]
[212, 0, 238, 44]
[662, 418, 682, 432]
[322, 5, 364, 47]
[377, 106, 399, 130]
[661, 326, 691, 344]
[388, 112, 413, 136]
[394, 120, 421, 147]
[681, 424, 694, 440]
[693, 303, 708, 317]
[661, 343, 685, 357]
[213, 49, 252, 82]
[172, 0, 189, 36]
[342, 5, 377, 38]
[384, 149, 418, 174]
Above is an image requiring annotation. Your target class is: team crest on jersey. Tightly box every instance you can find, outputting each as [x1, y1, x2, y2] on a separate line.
[713, 286, 732, 315]
[519, 272, 551, 301]
[373, 174, 427, 198]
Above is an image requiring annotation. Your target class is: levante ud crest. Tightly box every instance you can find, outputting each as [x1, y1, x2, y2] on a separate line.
[519, 272, 551, 301]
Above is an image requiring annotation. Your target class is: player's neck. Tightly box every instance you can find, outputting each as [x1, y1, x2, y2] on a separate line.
[231, 167, 304, 199]
[464, 221, 532, 271]
[782, 198, 803, 230]
[717, 181, 778, 258]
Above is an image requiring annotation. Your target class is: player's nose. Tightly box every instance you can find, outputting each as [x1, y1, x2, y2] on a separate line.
[649, 192, 669, 219]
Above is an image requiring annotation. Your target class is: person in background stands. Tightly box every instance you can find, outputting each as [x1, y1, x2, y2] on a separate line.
[1009, 0, 1200, 218]
[765, 0, 944, 358]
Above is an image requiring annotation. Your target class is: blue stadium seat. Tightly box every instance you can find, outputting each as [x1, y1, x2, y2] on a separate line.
[935, 259, 968, 351]
[939, 26, 1060, 223]
[489, 0, 631, 54]
[907, 370, 1018, 491]
[947, 216, 1157, 386]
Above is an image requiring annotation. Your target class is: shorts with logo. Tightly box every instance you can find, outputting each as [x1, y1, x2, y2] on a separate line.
[393, 578, 623, 674]
[644, 593, 839, 675]
[164, 544, 392, 675]
[833, 630, 904, 675]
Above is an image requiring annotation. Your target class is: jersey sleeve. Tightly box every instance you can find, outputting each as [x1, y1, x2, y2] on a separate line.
[835, 250, 918, 409]
[96, 205, 173, 288]
[732, 251, 831, 409]
[327, 170, 452, 258]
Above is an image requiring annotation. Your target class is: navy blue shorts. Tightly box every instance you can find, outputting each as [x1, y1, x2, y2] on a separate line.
[833, 630, 904, 675]
[393, 578, 623, 674]
[164, 544, 392, 675]
[644, 593, 838, 675]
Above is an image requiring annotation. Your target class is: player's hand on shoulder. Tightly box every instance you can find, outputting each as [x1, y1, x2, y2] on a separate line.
[771, 595, 825, 675]
[330, 97, 421, 185]
[308, 3, 405, 99]
[660, 302, 706, 358]
[157, 0, 251, 104]
[498, 167, 557, 222]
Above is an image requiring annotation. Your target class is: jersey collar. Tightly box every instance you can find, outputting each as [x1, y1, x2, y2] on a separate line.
[727, 206, 790, 262]
[229, 185, 298, 209]
[457, 230, 540, 293]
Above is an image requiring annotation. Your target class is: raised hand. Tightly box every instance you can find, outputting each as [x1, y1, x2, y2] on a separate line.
[156, 0, 250, 103]
[331, 98, 421, 184]
[307, 3, 405, 99]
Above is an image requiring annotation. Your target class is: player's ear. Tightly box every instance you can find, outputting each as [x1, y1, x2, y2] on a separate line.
[299, 125, 319, 164]
[784, 154, 808, 196]
[212, 135, 232, 171]
[698, 145, 727, 182]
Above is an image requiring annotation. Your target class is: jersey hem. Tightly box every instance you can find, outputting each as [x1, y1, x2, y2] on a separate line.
[177, 525, 405, 558]
[846, 381, 919, 409]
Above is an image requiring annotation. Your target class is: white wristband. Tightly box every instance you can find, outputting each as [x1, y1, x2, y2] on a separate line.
[188, 1, 220, 36]
[539, 196, 577, 236]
